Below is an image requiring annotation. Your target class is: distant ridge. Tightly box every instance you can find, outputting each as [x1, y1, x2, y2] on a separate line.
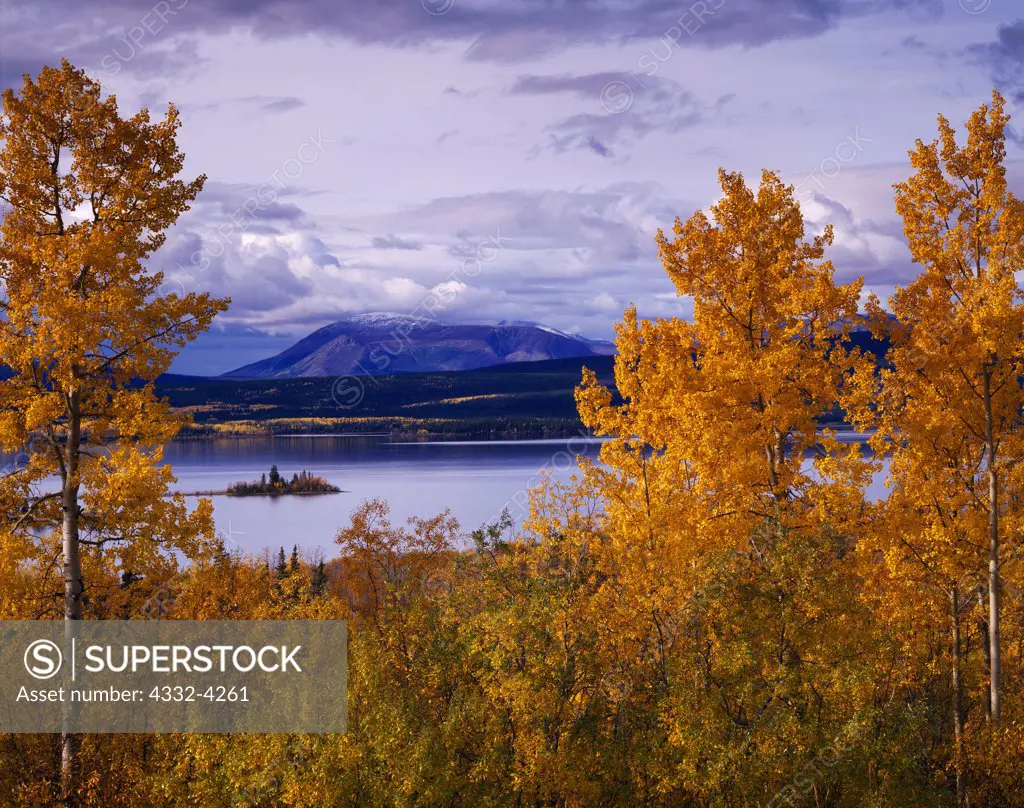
[222, 313, 616, 379]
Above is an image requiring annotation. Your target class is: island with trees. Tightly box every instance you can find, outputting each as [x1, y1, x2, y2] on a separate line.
[225, 465, 342, 496]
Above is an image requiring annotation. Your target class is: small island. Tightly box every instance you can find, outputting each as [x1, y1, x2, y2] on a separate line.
[226, 465, 342, 497]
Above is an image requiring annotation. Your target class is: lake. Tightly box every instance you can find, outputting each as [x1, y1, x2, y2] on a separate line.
[165, 435, 607, 559]
[163, 433, 889, 559]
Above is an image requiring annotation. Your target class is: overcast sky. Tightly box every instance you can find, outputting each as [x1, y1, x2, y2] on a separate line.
[2, 0, 1023, 374]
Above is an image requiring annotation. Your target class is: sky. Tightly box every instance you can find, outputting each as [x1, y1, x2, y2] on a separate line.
[1, 0, 1024, 374]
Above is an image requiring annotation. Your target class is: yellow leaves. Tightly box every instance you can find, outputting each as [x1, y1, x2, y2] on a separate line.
[554, 166, 884, 806]
[0, 60, 229, 393]
[864, 89, 1024, 597]
[22, 393, 63, 433]
[584, 167, 866, 550]
[0, 61, 228, 617]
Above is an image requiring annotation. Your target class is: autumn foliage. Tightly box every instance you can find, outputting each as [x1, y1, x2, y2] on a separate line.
[0, 64, 1022, 807]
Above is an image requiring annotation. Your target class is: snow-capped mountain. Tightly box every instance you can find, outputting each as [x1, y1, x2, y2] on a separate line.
[222, 313, 616, 379]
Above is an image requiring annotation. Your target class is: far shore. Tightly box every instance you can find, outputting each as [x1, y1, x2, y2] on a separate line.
[174, 416, 589, 442]
[170, 418, 868, 443]
[169, 489, 348, 497]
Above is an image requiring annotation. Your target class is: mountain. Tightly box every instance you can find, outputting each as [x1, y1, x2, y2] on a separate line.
[221, 313, 617, 379]
[158, 355, 619, 428]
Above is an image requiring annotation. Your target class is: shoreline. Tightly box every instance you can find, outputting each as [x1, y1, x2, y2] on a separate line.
[175, 416, 589, 442]
[175, 489, 347, 497]
[172, 418, 866, 443]
[168, 489, 347, 497]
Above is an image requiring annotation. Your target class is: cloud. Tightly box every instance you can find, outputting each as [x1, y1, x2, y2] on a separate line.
[197, 182, 314, 229]
[804, 193, 914, 292]
[359, 183, 678, 259]
[509, 73, 628, 97]
[241, 95, 306, 113]
[510, 72, 731, 158]
[586, 137, 612, 157]
[155, 170, 936, 371]
[0, 0, 983, 377]
[967, 19, 1024, 103]
[0, 55, 49, 94]
[5, 0, 942, 75]
[370, 235, 425, 251]
[150, 181, 690, 341]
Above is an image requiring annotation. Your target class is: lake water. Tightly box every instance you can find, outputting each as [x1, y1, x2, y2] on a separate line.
[164, 435, 606, 559]
[163, 433, 889, 559]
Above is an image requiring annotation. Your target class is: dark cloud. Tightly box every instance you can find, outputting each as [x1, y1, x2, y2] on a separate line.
[966, 19, 1024, 104]
[512, 72, 731, 158]
[509, 72, 628, 97]
[6, 0, 940, 73]
[370, 235, 424, 251]
[195, 182, 314, 228]
[586, 137, 611, 157]
[0, 55, 49, 94]
[260, 96, 305, 113]
[257, 202, 310, 223]
[0, 0, 970, 375]
[230, 96, 307, 113]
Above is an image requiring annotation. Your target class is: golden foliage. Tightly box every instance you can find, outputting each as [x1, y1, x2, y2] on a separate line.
[1, 68, 1023, 808]
[0, 60, 228, 617]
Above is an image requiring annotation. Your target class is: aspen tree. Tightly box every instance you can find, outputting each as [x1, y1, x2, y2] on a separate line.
[0, 61, 228, 804]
